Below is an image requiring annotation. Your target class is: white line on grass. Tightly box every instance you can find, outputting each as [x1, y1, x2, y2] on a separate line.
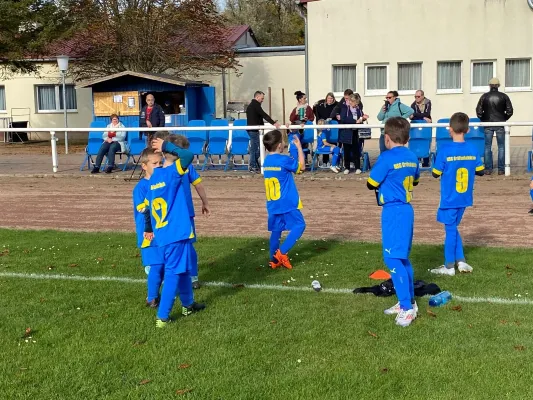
[1, 272, 533, 306]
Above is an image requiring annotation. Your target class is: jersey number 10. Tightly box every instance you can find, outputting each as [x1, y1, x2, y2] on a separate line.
[265, 178, 281, 201]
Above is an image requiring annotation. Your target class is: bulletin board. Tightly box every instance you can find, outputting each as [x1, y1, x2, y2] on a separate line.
[93, 91, 140, 116]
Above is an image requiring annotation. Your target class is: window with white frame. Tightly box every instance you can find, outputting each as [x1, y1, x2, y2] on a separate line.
[437, 61, 462, 93]
[505, 59, 531, 91]
[398, 63, 422, 93]
[36, 85, 77, 112]
[365, 64, 388, 95]
[332, 65, 356, 93]
[471, 61, 496, 92]
[0, 86, 5, 111]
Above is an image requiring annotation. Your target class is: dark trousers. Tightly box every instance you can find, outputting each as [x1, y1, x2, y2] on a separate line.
[95, 141, 121, 168]
[342, 131, 360, 170]
[248, 130, 260, 170]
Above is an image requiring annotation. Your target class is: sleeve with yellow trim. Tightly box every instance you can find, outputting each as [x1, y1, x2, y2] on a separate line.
[413, 162, 421, 186]
[161, 141, 194, 171]
[188, 166, 202, 186]
[432, 147, 446, 179]
[367, 155, 388, 190]
[475, 152, 485, 176]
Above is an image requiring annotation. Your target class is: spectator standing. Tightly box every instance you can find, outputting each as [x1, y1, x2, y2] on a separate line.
[246, 91, 280, 173]
[338, 93, 368, 175]
[377, 91, 414, 154]
[410, 90, 432, 166]
[330, 89, 354, 119]
[140, 94, 165, 141]
[476, 78, 513, 175]
[91, 114, 128, 174]
[313, 92, 338, 165]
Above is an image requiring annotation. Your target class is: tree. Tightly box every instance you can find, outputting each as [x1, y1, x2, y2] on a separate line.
[49, 0, 237, 81]
[223, 0, 304, 47]
[0, 0, 73, 78]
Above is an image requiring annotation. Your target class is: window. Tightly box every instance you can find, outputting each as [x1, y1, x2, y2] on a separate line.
[365, 64, 389, 96]
[437, 61, 462, 93]
[398, 63, 422, 93]
[0, 86, 5, 111]
[36, 85, 77, 112]
[505, 59, 531, 91]
[332, 65, 356, 93]
[471, 61, 496, 92]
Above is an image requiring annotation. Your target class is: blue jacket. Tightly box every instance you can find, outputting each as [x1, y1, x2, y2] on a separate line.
[338, 103, 363, 144]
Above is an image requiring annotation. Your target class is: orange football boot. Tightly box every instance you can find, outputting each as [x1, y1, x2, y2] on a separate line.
[274, 249, 293, 270]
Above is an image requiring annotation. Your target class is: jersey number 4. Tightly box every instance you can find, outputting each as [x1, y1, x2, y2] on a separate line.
[456, 168, 469, 194]
[265, 178, 281, 201]
[151, 197, 169, 228]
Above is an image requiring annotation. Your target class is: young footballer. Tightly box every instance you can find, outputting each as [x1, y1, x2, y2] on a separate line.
[263, 130, 306, 269]
[316, 119, 342, 173]
[367, 117, 420, 327]
[132, 148, 164, 308]
[146, 136, 205, 328]
[430, 112, 484, 276]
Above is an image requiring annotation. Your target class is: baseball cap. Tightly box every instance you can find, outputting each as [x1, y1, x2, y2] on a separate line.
[489, 78, 500, 85]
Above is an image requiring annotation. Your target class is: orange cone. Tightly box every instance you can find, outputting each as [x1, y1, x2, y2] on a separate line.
[369, 270, 391, 280]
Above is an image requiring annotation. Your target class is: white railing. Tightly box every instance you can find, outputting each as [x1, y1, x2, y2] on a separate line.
[1, 122, 532, 175]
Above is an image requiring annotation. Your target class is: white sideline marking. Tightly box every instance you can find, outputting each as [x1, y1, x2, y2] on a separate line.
[1, 272, 533, 306]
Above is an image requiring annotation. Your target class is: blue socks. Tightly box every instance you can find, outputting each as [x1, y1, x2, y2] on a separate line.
[157, 272, 194, 320]
[385, 258, 413, 310]
[280, 224, 306, 255]
[147, 264, 164, 302]
[269, 231, 282, 259]
[444, 223, 465, 268]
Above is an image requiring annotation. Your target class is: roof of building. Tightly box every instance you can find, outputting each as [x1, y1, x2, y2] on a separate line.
[76, 71, 205, 89]
[224, 25, 260, 47]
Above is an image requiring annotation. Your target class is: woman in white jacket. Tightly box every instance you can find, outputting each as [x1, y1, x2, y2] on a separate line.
[91, 114, 128, 174]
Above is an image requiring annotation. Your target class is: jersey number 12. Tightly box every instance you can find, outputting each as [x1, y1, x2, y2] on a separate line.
[151, 197, 169, 228]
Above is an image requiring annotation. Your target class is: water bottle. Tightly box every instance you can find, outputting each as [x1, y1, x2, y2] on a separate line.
[429, 291, 452, 307]
[311, 280, 321, 292]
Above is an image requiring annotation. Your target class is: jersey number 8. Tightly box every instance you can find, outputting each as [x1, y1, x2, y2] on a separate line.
[456, 168, 469, 194]
[265, 178, 281, 201]
[151, 197, 169, 228]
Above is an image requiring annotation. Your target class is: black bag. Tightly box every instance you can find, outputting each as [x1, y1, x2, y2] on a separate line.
[358, 121, 372, 140]
[353, 279, 441, 297]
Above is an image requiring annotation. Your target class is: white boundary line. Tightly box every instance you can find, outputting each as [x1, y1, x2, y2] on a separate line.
[1, 272, 533, 306]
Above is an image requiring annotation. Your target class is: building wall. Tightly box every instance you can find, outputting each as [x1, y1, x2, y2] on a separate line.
[307, 0, 533, 135]
[0, 63, 93, 141]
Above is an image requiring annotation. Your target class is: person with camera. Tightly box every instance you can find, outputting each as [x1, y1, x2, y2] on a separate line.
[377, 91, 414, 154]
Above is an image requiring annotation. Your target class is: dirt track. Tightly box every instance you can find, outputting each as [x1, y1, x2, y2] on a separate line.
[1, 173, 532, 248]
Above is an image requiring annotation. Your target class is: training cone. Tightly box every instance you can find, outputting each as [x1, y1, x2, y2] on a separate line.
[369, 270, 391, 280]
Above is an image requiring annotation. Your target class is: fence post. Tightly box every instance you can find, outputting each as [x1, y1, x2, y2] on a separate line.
[260, 129, 265, 175]
[50, 131, 58, 173]
[504, 125, 511, 176]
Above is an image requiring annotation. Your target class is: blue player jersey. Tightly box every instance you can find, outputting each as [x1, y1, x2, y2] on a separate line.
[432, 142, 484, 209]
[147, 160, 193, 247]
[368, 146, 420, 206]
[263, 153, 302, 215]
[317, 131, 329, 151]
[133, 178, 154, 249]
[182, 167, 202, 218]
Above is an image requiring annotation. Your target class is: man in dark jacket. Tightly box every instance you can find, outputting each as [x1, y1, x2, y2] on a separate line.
[139, 94, 166, 141]
[246, 91, 280, 173]
[330, 89, 353, 119]
[476, 78, 513, 175]
[410, 90, 432, 166]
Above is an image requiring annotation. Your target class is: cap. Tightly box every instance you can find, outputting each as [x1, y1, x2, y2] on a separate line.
[489, 78, 500, 85]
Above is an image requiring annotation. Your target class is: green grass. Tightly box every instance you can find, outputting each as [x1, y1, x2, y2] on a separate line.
[1, 229, 532, 399]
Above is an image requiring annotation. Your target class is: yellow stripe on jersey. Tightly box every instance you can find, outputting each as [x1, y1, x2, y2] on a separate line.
[141, 237, 151, 248]
[432, 168, 443, 176]
[296, 162, 302, 174]
[175, 159, 186, 175]
[475, 165, 485, 172]
[189, 227, 195, 239]
[298, 198, 303, 210]
[367, 177, 380, 188]
[192, 177, 202, 186]
[380, 193, 384, 204]
[136, 198, 149, 212]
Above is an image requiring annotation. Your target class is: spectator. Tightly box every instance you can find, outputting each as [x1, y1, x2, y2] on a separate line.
[377, 91, 414, 153]
[91, 114, 128, 174]
[289, 91, 314, 124]
[410, 90, 432, 166]
[313, 92, 338, 165]
[330, 89, 355, 119]
[162, 100, 174, 115]
[140, 94, 165, 141]
[246, 91, 280, 173]
[338, 93, 368, 175]
[476, 78, 514, 175]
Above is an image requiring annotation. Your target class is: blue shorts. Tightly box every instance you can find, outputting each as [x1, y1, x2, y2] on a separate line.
[381, 203, 414, 259]
[141, 246, 164, 267]
[163, 240, 193, 274]
[437, 207, 465, 226]
[268, 209, 306, 232]
[190, 217, 197, 244]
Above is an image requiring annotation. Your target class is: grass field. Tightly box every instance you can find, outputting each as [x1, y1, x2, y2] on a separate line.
[1, 229, 532, 399]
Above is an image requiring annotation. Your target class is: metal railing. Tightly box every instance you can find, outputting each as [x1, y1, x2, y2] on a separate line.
[1, 122, 531, 175]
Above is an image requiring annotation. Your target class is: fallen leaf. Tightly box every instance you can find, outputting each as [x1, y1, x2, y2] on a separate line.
[68, 263, 78, 268]
[367, 331, 378, 339]
[22, 328, 32, 338]
[176, 388, 193, 395]
[451, 305, 462, 312]
[23, 249, 30, 254]
[514, 345, 526, 351]
[380, 368, 389, 374]
[39, 298, 46, 303]
[111, 264, 116, 268]
[500, 320, 508, 325]
[178, 364, 191, 370]
[139, 379, 151, 385]
[426, 309, 437, 318]
[96, 257, 104, 262]
[133, 339, 147, 346]
[505, 265, 513, 270]
[135, 253, 140, 258]
[468, 324, 473, 328]
[506, 272, 512, 277]
[232, 283, 245, 288]
[0, 249, 9, 256]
